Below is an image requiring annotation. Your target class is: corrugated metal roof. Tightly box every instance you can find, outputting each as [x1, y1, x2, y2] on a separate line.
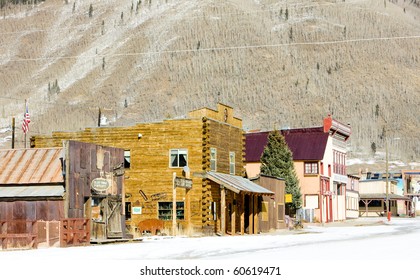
[0, 185, 64, 198]
[207, 171, 273, 195]
[245, 128, 329, 162]
[0, 148, 64, 185]
[282, 128, 328, 160]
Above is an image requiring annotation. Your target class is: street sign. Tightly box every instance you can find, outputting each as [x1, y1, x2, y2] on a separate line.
[174, 177, 193, 189]
[285, 194, 293, 203]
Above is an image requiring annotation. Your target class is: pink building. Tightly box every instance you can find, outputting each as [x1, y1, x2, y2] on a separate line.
[245, 116, 351, 223]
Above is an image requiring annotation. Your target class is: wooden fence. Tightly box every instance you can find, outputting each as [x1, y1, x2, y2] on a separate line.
[0, 220, 38, 250]
[1, 218, 91, 250]
[60, 218, 90, 247]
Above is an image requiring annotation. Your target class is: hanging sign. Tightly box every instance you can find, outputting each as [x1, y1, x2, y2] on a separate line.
[91, 178, 110, 193]
[285, 194, 293, 203]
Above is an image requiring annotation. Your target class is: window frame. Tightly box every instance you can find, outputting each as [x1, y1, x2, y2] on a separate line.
[304, 162, 319, 175]
[169, 149, 188, 168]
[124, 150, 131, 169]
[157, 201, 185, 220]
[229, 151, 235, 175]
[210, 147, 217, 171]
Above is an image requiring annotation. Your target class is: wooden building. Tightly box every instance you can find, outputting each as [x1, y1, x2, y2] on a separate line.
[32, 103, 272, 236]
[251, 174, 286, 231]
[0, 141, 125, 250]
[346, 174, 360, 219]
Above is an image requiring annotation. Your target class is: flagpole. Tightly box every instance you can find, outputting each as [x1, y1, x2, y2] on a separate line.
[24, 99, 27, 149]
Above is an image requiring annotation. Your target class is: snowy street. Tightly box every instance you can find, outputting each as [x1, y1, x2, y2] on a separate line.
[1, 217, 419, 279]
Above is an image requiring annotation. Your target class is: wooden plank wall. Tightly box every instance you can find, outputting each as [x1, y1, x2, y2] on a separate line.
[201, 117, 245, 233]
[33, 106, 245, 235]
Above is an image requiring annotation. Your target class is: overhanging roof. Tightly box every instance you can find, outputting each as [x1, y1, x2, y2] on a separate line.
[0, 185, 64, 199]
[245, 128, 329, 162]
[0, 148, 64, 185]
[207, 171, 273, 195]
[359, 193, 409, 201]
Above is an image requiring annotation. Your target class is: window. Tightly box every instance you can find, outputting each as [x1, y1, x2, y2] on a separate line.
[305, 195, 319, 209]
[125, 202, 131, 220]
[210, 148, 217, 171]
[277, 204, 285, 221]
[229, 152, 235, 175]
[124, 150, 131, 169]
[333, 150, 346, 175]
[304, 162, 318, 174]
[158, 202, 184, 220]
[170, 149, 188, 168]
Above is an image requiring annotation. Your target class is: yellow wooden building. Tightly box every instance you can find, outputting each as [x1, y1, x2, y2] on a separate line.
[32, 104, 272, 236]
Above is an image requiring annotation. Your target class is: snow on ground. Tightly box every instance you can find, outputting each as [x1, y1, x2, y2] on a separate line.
[1, 217, 420, 279]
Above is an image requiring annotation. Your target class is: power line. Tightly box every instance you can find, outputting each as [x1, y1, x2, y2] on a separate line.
[1, 34, 419, 63]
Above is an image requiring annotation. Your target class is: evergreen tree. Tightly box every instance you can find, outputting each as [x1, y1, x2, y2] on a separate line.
[260, 130, 302, 214]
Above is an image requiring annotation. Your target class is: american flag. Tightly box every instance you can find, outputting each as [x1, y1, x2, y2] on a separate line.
[22, 101, 30, 134]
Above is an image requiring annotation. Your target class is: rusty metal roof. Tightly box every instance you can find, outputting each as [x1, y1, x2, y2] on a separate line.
[207, 171, 273, 195]
[0, 148, 64, 185]
[0, 185, 64, 198]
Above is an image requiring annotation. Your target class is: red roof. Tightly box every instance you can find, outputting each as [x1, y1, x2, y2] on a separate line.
[245, 127, 329, 162]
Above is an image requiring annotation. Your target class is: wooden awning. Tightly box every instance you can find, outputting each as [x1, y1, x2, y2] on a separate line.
[206, 171, 273, 195]
[359, 193, 410, 201]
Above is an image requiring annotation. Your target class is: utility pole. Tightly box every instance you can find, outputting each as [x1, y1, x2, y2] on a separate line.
[11, 117, 15, 149]
[385, 135, 390, 221]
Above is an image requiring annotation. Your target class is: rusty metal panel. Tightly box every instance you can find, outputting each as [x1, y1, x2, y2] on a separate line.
[25, 201, 36, 221]
[0, 202, 6, 220]
[47, 201, 63, 221]
[36, 201, 48, 221]
[0, 148, 64, 185]
[103, 151, 110, 172]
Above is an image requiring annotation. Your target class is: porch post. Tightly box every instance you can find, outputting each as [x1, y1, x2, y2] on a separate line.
[231, 193, 236, 235]
[186, 188, 191, 236]
[240, 193, 245, 235]
[172, 172, 177, 236]
[221, 186, 226, 236]
[253, 195, 258, 234]
[248, 194, 253, 234]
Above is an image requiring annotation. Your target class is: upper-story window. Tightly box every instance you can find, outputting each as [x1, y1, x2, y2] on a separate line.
[210, 148, 217, 171]
[333, 150, 346, 175]
[170, 149, 188, 168]
[229, 152, 235, 175]
[304, 162, 318, 175]
[124, 150, 131, 169]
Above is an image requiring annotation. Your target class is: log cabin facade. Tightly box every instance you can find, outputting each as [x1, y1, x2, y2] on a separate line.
[32, 104, 271, 236]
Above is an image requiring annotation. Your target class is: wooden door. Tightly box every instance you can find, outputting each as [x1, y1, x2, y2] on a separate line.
[105, 199, 123, 238]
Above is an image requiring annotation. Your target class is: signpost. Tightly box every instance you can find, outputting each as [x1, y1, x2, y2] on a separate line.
[172, 174, 193, 236]
[174, 177, 193, 189]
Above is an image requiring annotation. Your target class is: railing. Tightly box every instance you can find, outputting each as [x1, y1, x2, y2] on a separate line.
[60, 218, 90, 247]
[0, 220, 38, 250]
